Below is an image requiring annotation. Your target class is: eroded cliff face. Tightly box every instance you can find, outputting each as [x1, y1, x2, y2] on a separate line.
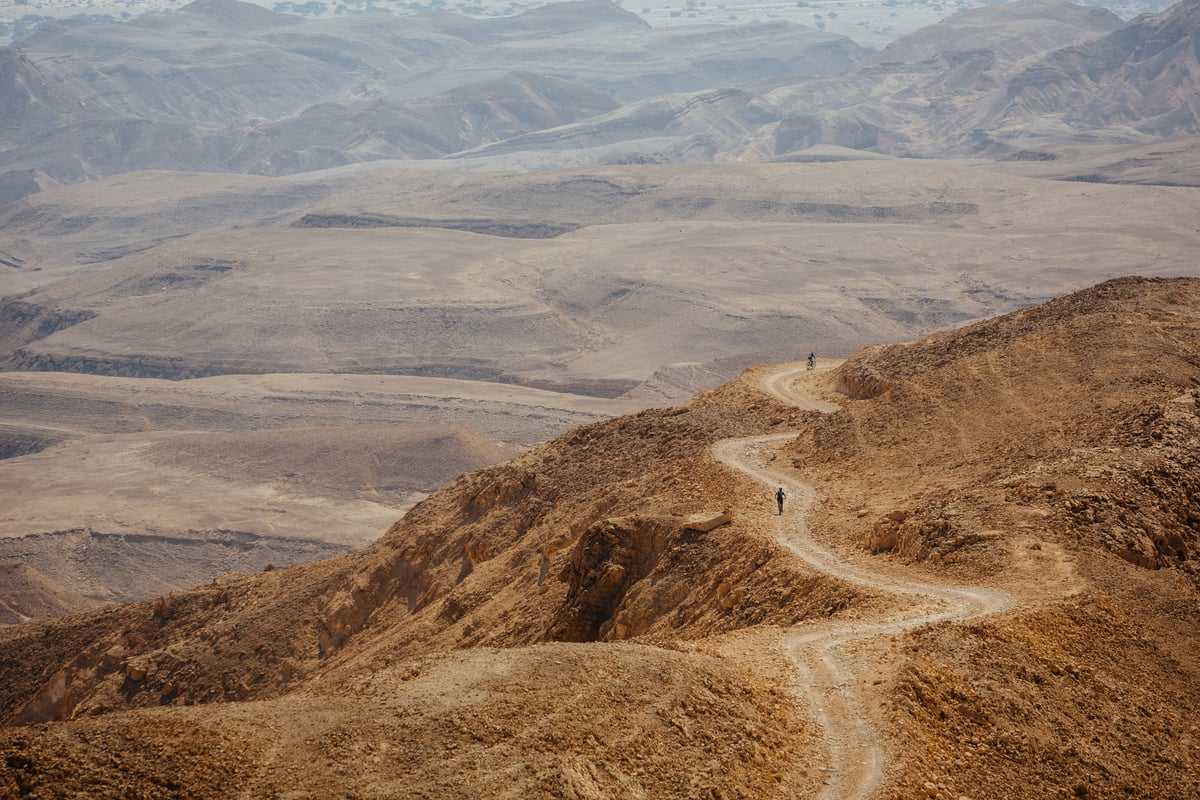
[0, 300, 95, 354]
[1047, 390, 1200, 574]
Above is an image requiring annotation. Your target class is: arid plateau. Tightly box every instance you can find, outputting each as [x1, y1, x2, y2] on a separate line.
[2, 0, 1200, 797]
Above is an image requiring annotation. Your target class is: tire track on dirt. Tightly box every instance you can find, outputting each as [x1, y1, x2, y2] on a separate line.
[713, 362, 1013, 799]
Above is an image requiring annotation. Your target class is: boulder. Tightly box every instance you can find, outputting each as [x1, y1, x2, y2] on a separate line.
[683, 510, 732, 533]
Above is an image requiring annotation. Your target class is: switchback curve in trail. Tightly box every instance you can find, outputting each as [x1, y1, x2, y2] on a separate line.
[712, 362, 1014, 800]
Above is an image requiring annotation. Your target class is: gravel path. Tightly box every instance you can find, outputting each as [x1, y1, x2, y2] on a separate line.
[712, 362, 1014, 799]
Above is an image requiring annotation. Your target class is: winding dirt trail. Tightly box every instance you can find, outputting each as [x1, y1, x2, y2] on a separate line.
[712, 362, 1014, 799]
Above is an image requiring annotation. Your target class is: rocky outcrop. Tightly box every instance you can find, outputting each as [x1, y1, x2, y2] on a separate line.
[683, 510, 732, 533]
[0, 428, 62, 460]
[3, 350, 231, 380]
[1057, 391, 1200, 572]
[835, 360, 896, 400]
[865, 502, 994, 561]
[0, 300, 95, 353]
[548, 516, 675, 642]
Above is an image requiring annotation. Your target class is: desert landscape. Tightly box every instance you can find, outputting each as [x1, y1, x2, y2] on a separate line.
[3, 277, 1200, 799]
[2, 0, 1200, 796]
[3, 156, 1197, 606]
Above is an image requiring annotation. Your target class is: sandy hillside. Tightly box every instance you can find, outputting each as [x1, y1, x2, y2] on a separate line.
[0, 561, 100, 625]
[1, 276, 1198, 798]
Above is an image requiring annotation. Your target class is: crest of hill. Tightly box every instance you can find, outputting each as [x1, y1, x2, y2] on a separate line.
[433, 0, 650, 41]
[767, 0, 1124, 156]
[768, 0, 1200, 157]
[806, 276, 1200, 578]
[174, 0, 297, 30]
[864, 0, 1122, 69]
[837, 275, 1200, 389]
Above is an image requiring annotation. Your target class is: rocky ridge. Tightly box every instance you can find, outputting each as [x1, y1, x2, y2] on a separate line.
[1, 277, 1199, 798]
[804, 276, 1200, 577]
[786, 276, 1200, 799]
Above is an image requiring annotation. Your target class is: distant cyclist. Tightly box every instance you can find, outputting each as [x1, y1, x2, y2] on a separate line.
[776, 487, 786, 515]
[806, 352, 816, 370]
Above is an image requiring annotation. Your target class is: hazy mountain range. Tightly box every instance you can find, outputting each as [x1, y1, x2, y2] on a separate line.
[1, 0, 1198, 204]
[0, 0, 1181, 49]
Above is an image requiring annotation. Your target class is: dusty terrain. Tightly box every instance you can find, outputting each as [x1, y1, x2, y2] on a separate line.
[7, 160, 1199, 368]
[0, 1, 1198, 791]
[981, 135, 1200, 186]
[4, 157, 1197, 609]
[0, 371, 630, 605]
[1, 276, 1198, 798]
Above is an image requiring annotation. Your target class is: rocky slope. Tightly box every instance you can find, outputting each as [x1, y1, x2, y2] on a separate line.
[786, 276, 1200, 798]
[0, 47, 93, 137]
[0, 375, 836, 721]
[805, 276, 1200, 578]
[0, 366, 843, 797]
[0, 561, 100, 624]
[1, 277, 1199, 798]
